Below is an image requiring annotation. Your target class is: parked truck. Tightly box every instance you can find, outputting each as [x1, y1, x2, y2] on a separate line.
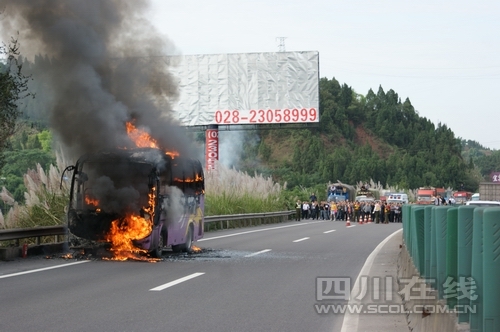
[327, 182, 356, 202]
[452, 191, 472, 205]
[416, 187, 436, 205]
[416, 187, 446, 205]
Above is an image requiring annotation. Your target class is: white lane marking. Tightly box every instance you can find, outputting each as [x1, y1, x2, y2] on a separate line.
[244, 249, 272, 257]
[323, 230, 336, 234]
[149, 272, 205, 291]
[293, 237, 310, 243]
[198, 220, 327, 242]
[340, 229, 403, 332]
[0, 261, 90, 279]
[347, 225, 356, 228]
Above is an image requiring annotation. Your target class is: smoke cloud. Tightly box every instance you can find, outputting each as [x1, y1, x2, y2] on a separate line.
[0, 0, 193, 160]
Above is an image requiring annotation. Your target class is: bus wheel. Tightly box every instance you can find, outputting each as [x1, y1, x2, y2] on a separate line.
[182, 226, 193, 253]
[152, 232, 164, 258]
[172, 225, 193, 253]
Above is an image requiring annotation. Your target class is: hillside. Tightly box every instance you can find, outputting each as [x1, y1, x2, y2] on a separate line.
[236, 78, 488, 192]
[3, 77, 500, 206]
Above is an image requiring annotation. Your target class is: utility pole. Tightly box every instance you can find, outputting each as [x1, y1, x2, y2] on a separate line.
[276, 37, 287, 52]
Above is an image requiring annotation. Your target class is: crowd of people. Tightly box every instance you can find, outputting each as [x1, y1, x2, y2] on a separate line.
[295, 194, 403, 224]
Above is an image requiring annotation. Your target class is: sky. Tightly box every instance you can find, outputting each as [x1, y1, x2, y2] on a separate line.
[148, 0, 500, 150]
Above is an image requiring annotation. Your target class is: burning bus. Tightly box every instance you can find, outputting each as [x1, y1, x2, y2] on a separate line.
[63, 147, 204, 260]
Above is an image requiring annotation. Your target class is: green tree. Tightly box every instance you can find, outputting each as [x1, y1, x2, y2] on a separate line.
[0, 38, 33, 170]
[37, 130, 52, 152]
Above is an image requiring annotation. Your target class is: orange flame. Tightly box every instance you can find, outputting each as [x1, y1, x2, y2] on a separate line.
[191, 245, 202, 253]
[126, 121, 180, 159]
[104, 215, 154, 261]
[103, 185, 158, 262]
[126, 122, 159, 148]
[166, 151, 180, 159]
[85, 196, 99, 207]
[173, 174, 204, 183]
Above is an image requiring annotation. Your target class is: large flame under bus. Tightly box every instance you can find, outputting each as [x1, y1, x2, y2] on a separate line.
[64, 148, 204, 258]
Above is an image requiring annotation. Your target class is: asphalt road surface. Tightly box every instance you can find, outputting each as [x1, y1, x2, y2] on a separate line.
[0, 220, 402, 332]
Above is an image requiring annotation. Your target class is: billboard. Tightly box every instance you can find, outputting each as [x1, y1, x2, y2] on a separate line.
[490, 172, 500, 183]
[168, 51, 319, 126]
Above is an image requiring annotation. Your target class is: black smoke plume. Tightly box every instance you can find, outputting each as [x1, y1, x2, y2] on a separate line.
[0, 0, 192, 160]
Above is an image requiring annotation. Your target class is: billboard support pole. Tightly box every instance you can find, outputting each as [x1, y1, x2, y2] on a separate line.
[205, 125, 219, 171]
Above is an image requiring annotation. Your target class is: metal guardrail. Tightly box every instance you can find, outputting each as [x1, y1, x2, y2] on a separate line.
[0, 225, 67, 245]
[0, 210, 296, 244]
[203, 210, 295, 230]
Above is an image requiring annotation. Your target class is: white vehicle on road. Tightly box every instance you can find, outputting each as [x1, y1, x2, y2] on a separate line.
[387, 193, 409, 204]
[465, 200, 500, 207]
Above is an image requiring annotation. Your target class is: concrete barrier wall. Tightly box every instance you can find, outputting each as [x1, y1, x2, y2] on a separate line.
[398, 242, 461, 331]
[400, 204, 500, 332]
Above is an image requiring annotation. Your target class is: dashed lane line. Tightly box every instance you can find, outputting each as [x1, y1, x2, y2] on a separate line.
[293, 237, 310, 243]
[149, 272, 205, 291]
[244, 249, 272, 257]
[198, 220, 327, 242]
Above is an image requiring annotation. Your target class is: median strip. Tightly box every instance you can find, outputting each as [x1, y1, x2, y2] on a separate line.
[149, 272, 205, 291]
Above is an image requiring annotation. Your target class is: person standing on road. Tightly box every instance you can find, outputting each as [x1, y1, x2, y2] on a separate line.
[331, 201, 337, 221]
[373, 201, 381, 224]
[353, 201, 361, 223]
[302, 201, 310, 220]
[319, 201, 326, 220]
[315, 201, 320, 220]
[363, 202, 371, 222]
[311, 201, 317, 220]
[394, 203, 401, 223]
[295, 199, 302, 221]
[384, 203, 390, 224]
[323, 201, 330, 220]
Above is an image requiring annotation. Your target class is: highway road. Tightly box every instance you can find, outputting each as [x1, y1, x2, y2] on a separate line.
[0, 220, 402, 332]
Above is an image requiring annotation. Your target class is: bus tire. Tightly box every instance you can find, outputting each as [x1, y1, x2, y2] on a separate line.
[151, 231, 164, 258]
[172, 224, 193, 253]
[181, 226, 193, 253]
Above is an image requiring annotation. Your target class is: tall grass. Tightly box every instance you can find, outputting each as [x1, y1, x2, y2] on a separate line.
[204, 162, 287, 215]
[0, 154, 69, 229]
[1, 156, 288, 229]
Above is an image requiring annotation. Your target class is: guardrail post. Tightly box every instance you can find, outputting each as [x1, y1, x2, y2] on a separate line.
[410, 206, 425, 275]
[430, 206, 437, 289]
[424, 205, 434, 278]
[434, 206, 451, 299]
[457, 205, 475, 323]
[446, 207, 458, 309]
[402, 204, 412, 248]
[470, 207, 486, 332]
[483, 207, 500, 331]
